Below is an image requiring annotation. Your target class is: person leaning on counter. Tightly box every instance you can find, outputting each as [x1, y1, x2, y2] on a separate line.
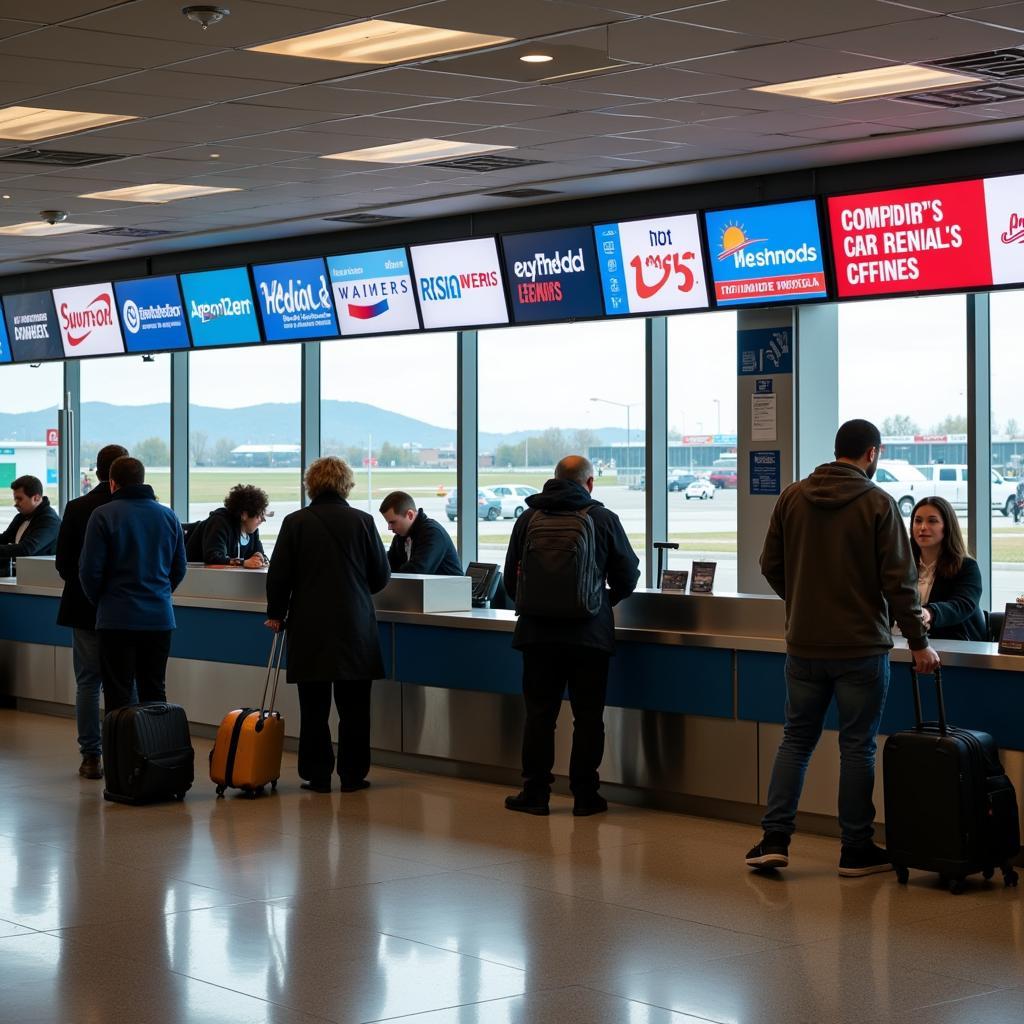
[187, 484, 270, 568]
[0, 475, 60, 564]
[378, 490, 462, 576]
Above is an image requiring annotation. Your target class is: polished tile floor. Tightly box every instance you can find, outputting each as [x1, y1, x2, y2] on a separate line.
[1, 709, 1022, 1024]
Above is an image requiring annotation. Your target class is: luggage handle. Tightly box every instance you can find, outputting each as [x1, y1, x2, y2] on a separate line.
[258, 628, 286, 727]
[910, 664, 948, 735]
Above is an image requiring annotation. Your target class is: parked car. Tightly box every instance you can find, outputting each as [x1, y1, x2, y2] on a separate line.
[873, 460, 931, 517]
[685, 479, 716, 500]
[709, 467, 738, 489]
[488, 483, 539, 518]
[445, 487, 502, 521]
[667, 472, 699, 492]
[911, 464, 1017, 517]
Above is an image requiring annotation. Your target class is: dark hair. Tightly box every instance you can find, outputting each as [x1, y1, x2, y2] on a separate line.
[109, 456, 145, 488]
[834, 419, 882, 460]
[379, 490, 416, 516]
[95, 444, 129, 482]
[224, 484, 269, 520]
[10, 475, 42, 498]
[910, 496, 969, 578]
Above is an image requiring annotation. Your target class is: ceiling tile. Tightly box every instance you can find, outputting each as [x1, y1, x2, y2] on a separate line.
[445, 125, 580, 147]
[0, 1, 121, 20]
[953, 3, 1024, 30]
[243, 86, 420, 116]
[163, 102, 336, 131]
[317, 114, 484, 139]
[424, 40, 629, 85]
[608, 17, 772, 62]
[172, 51, 363, 85]
[792, 122, 904, 140]
[600, 97, 764, 120]
[33, 88, 204, 117]
[867, 104, 1003, 127]
[679, 41, 894, 82]
[396, 0, 628, 35]
[567, 64, 762, 98]
[711, 110, 861, 133]
[536, 134, 678, 156]
[522, 109, 682, 135]
[326, 67, 511, 99]
[409, 99, 564, 125]
[0, 27, 221, 68]
[0, 54, 127, 86]
[479, 84, 621, 111]
[93, 69, 284, 102]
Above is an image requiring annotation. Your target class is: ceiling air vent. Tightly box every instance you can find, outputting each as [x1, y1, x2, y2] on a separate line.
[425, 154, 547, 172]
[901, 81, 1024, 107]
[927, 46, 1024, 80]
[0, 148, 126, 167]
[325, 213, 402, 224]
[486, 187, 560, 198]
[90, 227, 174, 238]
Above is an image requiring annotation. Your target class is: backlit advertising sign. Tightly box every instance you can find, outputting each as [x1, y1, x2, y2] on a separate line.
[705, 200, 827, 306]
[252, 257, 338, 342]
[409, 238, 509, 330]
[0, 304, 10, 364]
[3, 290, 63, 362]
[114, 276, 191, 352]
[179, 267, 261, 347]
[982, 173, 1024, 286]
[502, 226, 603, 324]
[52, 283, 124, 358]
[326, 248, 419, 336]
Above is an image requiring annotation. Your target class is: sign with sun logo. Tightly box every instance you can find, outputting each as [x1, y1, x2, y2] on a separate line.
[704, 200, 827, 306]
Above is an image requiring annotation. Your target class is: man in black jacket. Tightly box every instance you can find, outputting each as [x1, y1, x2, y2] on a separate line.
[55, 444, 127, 779]
[0, 475, 60, 563]
[502, 455, 639, 817]
[379, 490, 461, 576]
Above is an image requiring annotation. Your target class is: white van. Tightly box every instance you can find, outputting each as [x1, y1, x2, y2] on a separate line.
[874, 460, 1016, 517]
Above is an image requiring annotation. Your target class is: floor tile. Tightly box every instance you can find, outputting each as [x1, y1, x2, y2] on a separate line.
[864, 987, 1024, 1024]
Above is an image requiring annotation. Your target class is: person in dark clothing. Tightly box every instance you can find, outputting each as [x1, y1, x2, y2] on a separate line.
[265, 457, 390, 794]
[0, 475, 60, 562]
[502, 455, 640, 817]
[55, 443, 128, 779]
[186, 484, 269, 567]
[748, 419, 940, 878]
[379, 490, 461, 575]
[79, 457, 187, 715]
[910, 496, 986, 642]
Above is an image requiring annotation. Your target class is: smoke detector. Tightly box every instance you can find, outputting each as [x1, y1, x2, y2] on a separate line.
[39, 210, 68, 225]
[182, 5, 230, 30]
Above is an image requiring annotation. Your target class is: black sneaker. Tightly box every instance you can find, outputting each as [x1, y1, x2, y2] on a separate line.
[339, 779, 370, 793]
[573, 794, 608, 817]
[300, 780, 332, 794]
[838, 842, 892, 877]
[745, 831, 791, 869]
[504, 790, 550, 816]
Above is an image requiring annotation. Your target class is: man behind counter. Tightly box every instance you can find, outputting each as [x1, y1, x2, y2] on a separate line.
[0, 475, 60, 562]
[379, 491, 462, 576]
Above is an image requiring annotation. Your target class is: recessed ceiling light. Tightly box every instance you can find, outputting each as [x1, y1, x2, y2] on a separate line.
[321, 138, 515, 165]
[249, 19, 512, 65]
[78, 183, 242, 203]
[210, 153, 220, 159]
[0, 221, 109, 236]
[520, 54, 553, 64]
[1, 195, 9, 200]
[0, 106, 134, 141]
[752, 64, 984, 102]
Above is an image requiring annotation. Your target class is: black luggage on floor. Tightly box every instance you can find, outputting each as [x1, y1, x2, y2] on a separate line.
[882, 667, 1020, 894]
[102, 702, 195, 805]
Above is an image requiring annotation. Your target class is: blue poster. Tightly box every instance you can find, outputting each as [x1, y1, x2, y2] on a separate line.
[750, 450, 781, 495]
[252, 257, 338, 342]
[115, 276, 191, 352]
[179, 267, 261, 348]
[0, 303, 10, 363]
[738, 326, 792, 375]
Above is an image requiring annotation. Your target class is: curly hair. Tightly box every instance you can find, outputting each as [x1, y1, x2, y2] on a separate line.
[304, 456, 354, 500]
[223, 483, 269, 519]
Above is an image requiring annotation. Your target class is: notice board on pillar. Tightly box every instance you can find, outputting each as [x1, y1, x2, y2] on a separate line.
[738, 326, 791, 376]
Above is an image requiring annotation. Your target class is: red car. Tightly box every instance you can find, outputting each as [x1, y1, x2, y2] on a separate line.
[709, 468, 738, 489]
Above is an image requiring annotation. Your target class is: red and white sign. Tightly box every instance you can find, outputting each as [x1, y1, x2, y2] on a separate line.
[45, 428, 59, 447]
[983, 173, 1024, 286]
[52, 283, 125, 357]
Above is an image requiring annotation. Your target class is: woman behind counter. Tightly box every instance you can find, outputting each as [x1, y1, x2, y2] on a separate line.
[264, 457, 390, 793]
[187, 484, 269, 568]
[910, 495, 986, 642]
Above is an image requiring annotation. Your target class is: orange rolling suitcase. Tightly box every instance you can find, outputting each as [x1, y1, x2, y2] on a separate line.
[210, 631, 286, 798]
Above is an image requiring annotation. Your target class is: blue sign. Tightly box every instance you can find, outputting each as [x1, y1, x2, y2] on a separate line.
[706, 200, 827, 307]
[738, 326, 792, 375]
[252, 257, 338, 342]
[114, 276, 190, 352]
[179, 267, 261, 348]
[750, 450, 781, 495]
[3, 290, 63, 362]
[0, 302, 10, 364]
[502, 227, 604, 323]
[755, 378, 773, 394]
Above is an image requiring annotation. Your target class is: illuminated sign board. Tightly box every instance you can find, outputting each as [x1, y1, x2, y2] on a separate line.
[3, 290, 63, 362]
[114, 276, 191, 353]
[502, 226, 604, 323]
[982, 173, 1024, 286]
[409, 238, 509, 330]
[252, 257, 338, 342]
[705, 199, 827, 306]
[179, 267, 261, 347]
[52, 283, 124, 358]
[0, 303, 10, 364]
[326, 248, 419, 336]
[594, 213, 709, 315]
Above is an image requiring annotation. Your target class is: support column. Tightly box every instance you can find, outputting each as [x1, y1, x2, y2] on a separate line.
[645, 316, 668, 585]
[457, 330, 478, 568]
[170, 350, 189, 522]
[300, 341, 321, 506]
[795, 303, 839, 480]
[59, 361, 81, 513]
[967, 293, 992, 609]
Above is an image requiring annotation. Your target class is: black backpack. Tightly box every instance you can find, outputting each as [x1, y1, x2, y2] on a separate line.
[515, 509, 603, 619]
[182, 519, 205, 560]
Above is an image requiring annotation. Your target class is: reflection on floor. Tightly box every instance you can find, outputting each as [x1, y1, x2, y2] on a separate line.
[0, 709, 1021, 1023]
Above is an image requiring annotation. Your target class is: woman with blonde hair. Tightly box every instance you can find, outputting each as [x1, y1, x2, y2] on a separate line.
[265, 457, 390, 792]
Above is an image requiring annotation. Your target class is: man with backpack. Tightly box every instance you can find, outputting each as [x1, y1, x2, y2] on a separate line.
[502, 455, 639, 817]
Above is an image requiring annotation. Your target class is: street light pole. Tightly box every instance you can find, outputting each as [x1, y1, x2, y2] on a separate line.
[713, 398, 721, 435]
[590, 396, 637, 483]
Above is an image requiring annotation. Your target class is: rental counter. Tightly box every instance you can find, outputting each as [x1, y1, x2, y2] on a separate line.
[2, 557, 1022, 830]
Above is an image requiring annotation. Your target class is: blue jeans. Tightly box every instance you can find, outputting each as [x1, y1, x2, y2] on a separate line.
[72, 628, 103, 757]
[762, 654, 890, 847]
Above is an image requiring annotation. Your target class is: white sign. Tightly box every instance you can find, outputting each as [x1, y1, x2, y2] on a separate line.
[410, 238, 509, 330]
[984, 173, 1024, 286]
[751, 393, 777, 442]
[52, 282, 125, 357]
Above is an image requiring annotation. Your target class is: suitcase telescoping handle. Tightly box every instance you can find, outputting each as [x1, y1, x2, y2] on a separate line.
[910, 664, 948, 735]
[258, 628, 286, 725]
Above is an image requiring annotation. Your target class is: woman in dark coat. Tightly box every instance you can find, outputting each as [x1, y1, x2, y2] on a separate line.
[265, 457, 390, 792]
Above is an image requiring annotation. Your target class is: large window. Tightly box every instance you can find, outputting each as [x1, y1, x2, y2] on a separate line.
[188, 345, 302, 552]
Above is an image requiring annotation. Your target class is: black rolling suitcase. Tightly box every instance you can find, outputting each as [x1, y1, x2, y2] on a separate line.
[102, 702, 195, 805]
[883, 667, 1020, 894]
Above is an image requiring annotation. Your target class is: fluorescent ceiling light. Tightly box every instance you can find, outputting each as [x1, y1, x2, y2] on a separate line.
[249, 19, 512, 65]
[78, 183, 242, 203]
[322, 138, 514, 165]
[0, 221, 108, 236]
[0, 106, 134, 141]
[752, 64, 983, 103]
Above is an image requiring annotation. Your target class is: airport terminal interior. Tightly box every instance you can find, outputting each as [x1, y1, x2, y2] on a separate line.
[1, 1, 1024, 1021]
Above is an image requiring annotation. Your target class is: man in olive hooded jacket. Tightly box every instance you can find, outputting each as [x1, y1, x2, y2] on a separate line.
[746, 419, 940, 877]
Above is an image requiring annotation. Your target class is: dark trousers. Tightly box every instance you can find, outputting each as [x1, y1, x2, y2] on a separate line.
[520, 645, 610, 798]
[98, 629, 173, 715]
[296, 679, 373, 785]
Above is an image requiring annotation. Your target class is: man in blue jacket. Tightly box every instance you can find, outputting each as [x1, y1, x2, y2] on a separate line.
[79, 457, 187, 714]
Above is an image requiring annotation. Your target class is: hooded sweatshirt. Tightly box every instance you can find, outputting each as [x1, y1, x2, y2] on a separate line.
[760, 461, 929, 659]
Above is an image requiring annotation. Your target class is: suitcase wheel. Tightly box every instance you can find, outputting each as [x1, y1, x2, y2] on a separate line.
[1003, 868, 1019, 888]
[983, 867, 995, 881]
[895, 866, 909, 885]
[949, 877, 967, 895]
[271, 778, 278, 791]
[215, 785, 226, 798]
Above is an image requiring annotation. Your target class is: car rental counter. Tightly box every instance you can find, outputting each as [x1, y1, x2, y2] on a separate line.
[2, 556, 1023, 829]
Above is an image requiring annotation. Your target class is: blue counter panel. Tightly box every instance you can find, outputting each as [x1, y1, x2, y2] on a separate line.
[394, 625, 521, 695]
[0, 593, 69, 647]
